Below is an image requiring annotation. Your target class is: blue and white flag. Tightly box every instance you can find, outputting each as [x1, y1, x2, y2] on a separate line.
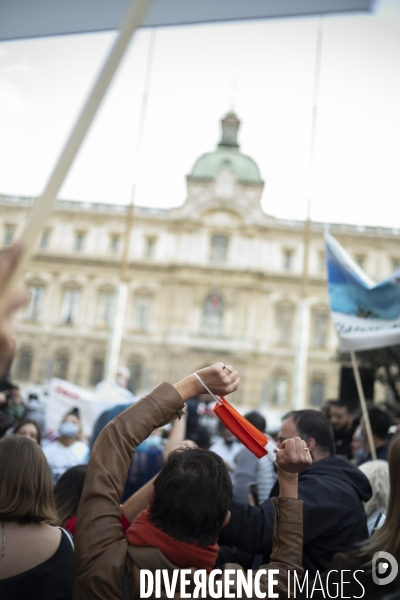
[325, 230, 400, 351]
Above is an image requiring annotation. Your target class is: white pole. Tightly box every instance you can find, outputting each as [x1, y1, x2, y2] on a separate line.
[10, 0, 154, 293]
[104, 29, 157, 382]
[293, 19, 323, 410]
[350, 351, 377, 460]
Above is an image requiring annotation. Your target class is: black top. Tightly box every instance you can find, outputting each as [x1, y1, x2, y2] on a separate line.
[334, 420, 358, 460]
[219, 455, 372, 577]
[0, 529, 74, 600]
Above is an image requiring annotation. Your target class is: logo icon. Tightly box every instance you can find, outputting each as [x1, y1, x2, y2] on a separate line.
[372, 551, 398, 586]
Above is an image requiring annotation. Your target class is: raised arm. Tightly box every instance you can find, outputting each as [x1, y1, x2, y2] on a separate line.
[74, 364, 239, 599]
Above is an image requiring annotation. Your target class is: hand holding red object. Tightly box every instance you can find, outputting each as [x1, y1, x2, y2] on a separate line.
[213, 397, 270, 459]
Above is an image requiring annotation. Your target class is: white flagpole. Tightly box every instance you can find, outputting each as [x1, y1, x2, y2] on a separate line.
[293, 18, 323, 409]
[350, 351, 377, 460]
[104, 28, 157, 382]
[10, 0, 154, 293]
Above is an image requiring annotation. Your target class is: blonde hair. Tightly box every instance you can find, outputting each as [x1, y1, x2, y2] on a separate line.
[359, 436, 400, 562]
[0, 435, 58, 524]
[359, 460, 389, 518]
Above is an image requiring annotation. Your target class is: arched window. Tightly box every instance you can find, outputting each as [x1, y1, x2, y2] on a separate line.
[272, 373, 289, 406]
[134, 295, 152, 331]
[26, 284, 45, 322]
[90, 359, 104, 386]
[312, 310, 329, 347]
[275, 304, 294, 345]
[128, 357, 144, 394]
[15, 347, 33, 381]
[53, 352, 69, 381]
[210, 235, 229, 262]
[97, 290, 115, 329]
[61, 286, 80, 325]
[310, 375, 326, 407]
[201, 292, 224, 336]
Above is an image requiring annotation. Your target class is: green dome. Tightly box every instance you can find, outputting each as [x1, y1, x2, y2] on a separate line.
[191, 148, 262, 183]
[190, 112, 262, 184]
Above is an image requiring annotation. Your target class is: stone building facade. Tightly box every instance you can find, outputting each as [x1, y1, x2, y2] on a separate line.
[1, 112, 399, 423]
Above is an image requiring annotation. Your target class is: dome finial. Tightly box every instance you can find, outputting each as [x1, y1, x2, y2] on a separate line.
[218, 112, 240, 149]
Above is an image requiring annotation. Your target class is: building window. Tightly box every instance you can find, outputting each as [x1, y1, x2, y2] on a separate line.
[134, 295, 152, 331]
[145, 238, 156, 258]
[4, 225, 15, 246]
[319, 251, 326, 273]
[128, 362, 143, 394]
[201, 292, 224, 336]
[110, 235, 120, 254]
[283, 249, 294, 271]
[312, 311, 328, 347]
[15, 348, 33, 381]
[90, 359, 104, 386]
[272, 375, 289, 406]
[40, 230, 50, 249]
[75, 232, 85, 251]
[97, 291, 115, 329]
[355, 255, 365, 269]
[26, 285, 44, 322]
[210, 235, 229, 262]
[54, 354, 69, 380]
[61, 288, 80, 325]
[391, 258, 400, 272]
[310, 379, 325, 407]
[275, 305, 294, 345]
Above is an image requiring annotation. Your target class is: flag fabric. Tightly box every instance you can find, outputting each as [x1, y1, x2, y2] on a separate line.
[325, 230, 400, 351]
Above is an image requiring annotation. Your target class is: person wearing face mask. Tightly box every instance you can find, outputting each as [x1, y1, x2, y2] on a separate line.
[43, 410, 88, 484]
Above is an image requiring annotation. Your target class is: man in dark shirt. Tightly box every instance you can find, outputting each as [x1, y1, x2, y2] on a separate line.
[329, 399, 358, 459]
[359, 406, 392, 464]
[219, 409, 372, 577]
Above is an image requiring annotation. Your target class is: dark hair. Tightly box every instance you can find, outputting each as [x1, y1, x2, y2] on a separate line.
[66, 407, 81, 420]
[283, 409, 335, 455]
[13, 419, 42, 445]
[151, 448, 232, 546]
[328, 399, 357, 414]
[0, 436, 57, 524]
[367, 408, 392, 441]
[244, 411, 266, 433]
[53, 464, 87, 526]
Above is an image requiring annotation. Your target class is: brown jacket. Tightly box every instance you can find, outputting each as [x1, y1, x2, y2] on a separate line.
[74, 383, 304, 599]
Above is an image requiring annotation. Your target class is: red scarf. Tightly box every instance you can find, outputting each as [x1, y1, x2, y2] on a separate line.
[125, 510, 218, 573]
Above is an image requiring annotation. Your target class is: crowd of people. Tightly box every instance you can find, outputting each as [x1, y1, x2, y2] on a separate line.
[0, 243, 400, 600]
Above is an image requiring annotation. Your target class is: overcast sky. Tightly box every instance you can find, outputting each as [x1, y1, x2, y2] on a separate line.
[1, 0, 400, 228]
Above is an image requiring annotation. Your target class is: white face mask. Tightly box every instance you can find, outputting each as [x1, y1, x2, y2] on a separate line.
[59, 421, 79, 438]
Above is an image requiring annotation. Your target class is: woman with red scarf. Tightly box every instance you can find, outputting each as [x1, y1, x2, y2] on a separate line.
[73, 363, 311, 599]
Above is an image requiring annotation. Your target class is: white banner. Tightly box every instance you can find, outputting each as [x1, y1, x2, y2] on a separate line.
[45, 378, 132, 437]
